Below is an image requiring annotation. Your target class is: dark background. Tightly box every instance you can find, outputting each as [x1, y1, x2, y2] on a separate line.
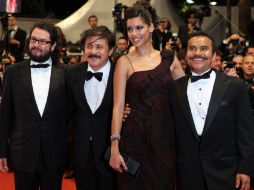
[7, 0, 249, 19]
[17, 0, 87, 18]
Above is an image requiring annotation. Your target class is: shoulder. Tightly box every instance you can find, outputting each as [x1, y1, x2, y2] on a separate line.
[17, 28, 27, 35]
[67, 62, 86, 76]
[115, 55, 131, 69]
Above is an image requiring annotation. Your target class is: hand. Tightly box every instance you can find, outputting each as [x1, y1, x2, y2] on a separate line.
[235, 173, 250, 190]
[122, 103, 131, 122]
[0, 158, 9, 173]
[9, 39, 20, 45]
[224, 68, 239, 78]
[109, 148, 128, 173]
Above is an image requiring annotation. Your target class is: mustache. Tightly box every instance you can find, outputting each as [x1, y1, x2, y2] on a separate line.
[87, 54, 100, 58]
[190, 56, 208, 60]
[31, 47, 42, 52]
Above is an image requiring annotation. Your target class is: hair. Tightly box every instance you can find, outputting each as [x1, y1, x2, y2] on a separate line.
[88, 15, 98, 22]
[124, 0, 158, 27]
[184, 8, 197, 23]
[160, 17, 171, 30]
[27, 21, 60, 65]
[80, 25, 116, 50]
[117, 36, 128, 42]
[187, 31, 216, 53]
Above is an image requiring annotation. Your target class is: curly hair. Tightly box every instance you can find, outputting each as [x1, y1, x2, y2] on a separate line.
[27, 21, 60, 65]
[124, 0, 158, 27]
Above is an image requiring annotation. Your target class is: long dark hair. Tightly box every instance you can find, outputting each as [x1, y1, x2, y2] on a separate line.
[27, 21, 60, 65]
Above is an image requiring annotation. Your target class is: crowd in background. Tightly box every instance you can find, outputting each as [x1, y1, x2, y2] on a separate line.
[1, 8, 253, 112]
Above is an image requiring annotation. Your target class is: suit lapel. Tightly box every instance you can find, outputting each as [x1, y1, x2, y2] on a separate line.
[177, 77, 200, 141]
[19, 61, 41, 117]
[42, 65, 62, 118]
[202, 71, 229, 135]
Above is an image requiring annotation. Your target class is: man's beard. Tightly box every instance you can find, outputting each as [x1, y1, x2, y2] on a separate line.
[29, 48, 52, 63]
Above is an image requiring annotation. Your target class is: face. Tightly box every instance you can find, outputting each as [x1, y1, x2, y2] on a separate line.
[126, 17, 153, 48]
[159, 19, 169, 30]
[247, 47, 254, 56]
[232, 55, 243, 68]
[8, 16, 17, 28]
[89, 17, 97, 28]
[188, 14, 197, 25]
[186, 36, 214, 74]
[211, 54, 222, 70]
[117, 39, 128, 52]
[83, 36, 113, 71]
[28, 28, 56, 63]
[242, 55, 254, 77]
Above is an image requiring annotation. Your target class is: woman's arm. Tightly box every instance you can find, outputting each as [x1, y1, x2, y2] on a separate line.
[110, 55, 131, 173]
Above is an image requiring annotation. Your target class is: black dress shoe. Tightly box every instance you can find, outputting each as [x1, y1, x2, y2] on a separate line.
[64, 171, 75, 179]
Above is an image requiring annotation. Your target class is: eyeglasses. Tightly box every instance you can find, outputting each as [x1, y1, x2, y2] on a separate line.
[30, 38, 51, 45]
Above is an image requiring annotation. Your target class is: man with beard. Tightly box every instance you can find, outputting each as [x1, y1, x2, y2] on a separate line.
[67, 26, 116, 190]
[171, 32, 254, 190]
[0, 21, 71, 190]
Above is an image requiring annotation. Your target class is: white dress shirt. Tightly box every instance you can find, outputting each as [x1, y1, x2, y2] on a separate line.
[187, 70, 216, 135]
[85, 60, 111, 114]
[31, 58, 52, 116]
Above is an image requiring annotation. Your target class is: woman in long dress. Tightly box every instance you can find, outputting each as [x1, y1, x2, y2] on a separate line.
[109, 1, 185, 189]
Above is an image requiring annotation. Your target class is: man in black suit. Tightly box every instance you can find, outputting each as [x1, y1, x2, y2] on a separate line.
[171, 32, 254, 190]
[0, 21, 70, 190]
[4, 15, 27, 62]
[67, 26, 115, 190]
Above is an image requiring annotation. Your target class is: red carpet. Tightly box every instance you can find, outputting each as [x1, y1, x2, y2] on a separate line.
[0, 172, 76, 190]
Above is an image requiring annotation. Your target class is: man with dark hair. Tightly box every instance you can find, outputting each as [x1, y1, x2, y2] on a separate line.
[68, 26, 116, 190]
[0, 21, 71, 190]
[4, 15, 27, 62]
[88, 15, 98, 28]
[171, 31, 254, 190]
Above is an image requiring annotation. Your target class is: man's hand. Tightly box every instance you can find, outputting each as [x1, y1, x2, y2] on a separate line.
[236, 173, 250, 190]
[122, 103, 131, 122]
[0, 158, 9, 173]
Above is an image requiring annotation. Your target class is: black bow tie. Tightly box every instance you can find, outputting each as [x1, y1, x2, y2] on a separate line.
[85, 71, 103, 81]
[31, 64, 50, 68]
[190, 69, 212, 83]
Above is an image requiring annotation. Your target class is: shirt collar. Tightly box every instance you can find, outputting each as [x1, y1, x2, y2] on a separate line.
[191, 68, 212, 76]
[30, 58, 53, 66]
[87, 60, 110, 75]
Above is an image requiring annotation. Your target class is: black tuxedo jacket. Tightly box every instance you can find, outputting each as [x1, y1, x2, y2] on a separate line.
[67, 61, 114, 175]
[0, 60, 71, 173]
[171, 70, 254, 190]
[5, 28, 27, 62]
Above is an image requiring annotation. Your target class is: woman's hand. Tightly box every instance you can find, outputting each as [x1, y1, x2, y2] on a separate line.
[109, 146, 128, 173]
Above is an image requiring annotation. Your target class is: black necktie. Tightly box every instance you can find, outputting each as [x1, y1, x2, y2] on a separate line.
[190, 69, 212, 83]
[31, 64, 50, 68]
[85, 71, 103, 81]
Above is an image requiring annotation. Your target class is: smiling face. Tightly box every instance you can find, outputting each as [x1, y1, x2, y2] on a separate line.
[83, 36, 113, 71]
[28, 28, 56, 62]
[126, 17, 153, 48]
[186, 36, 214, 74]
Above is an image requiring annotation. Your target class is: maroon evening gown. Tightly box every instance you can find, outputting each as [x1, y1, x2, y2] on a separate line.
[117, 51, 176, 190]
